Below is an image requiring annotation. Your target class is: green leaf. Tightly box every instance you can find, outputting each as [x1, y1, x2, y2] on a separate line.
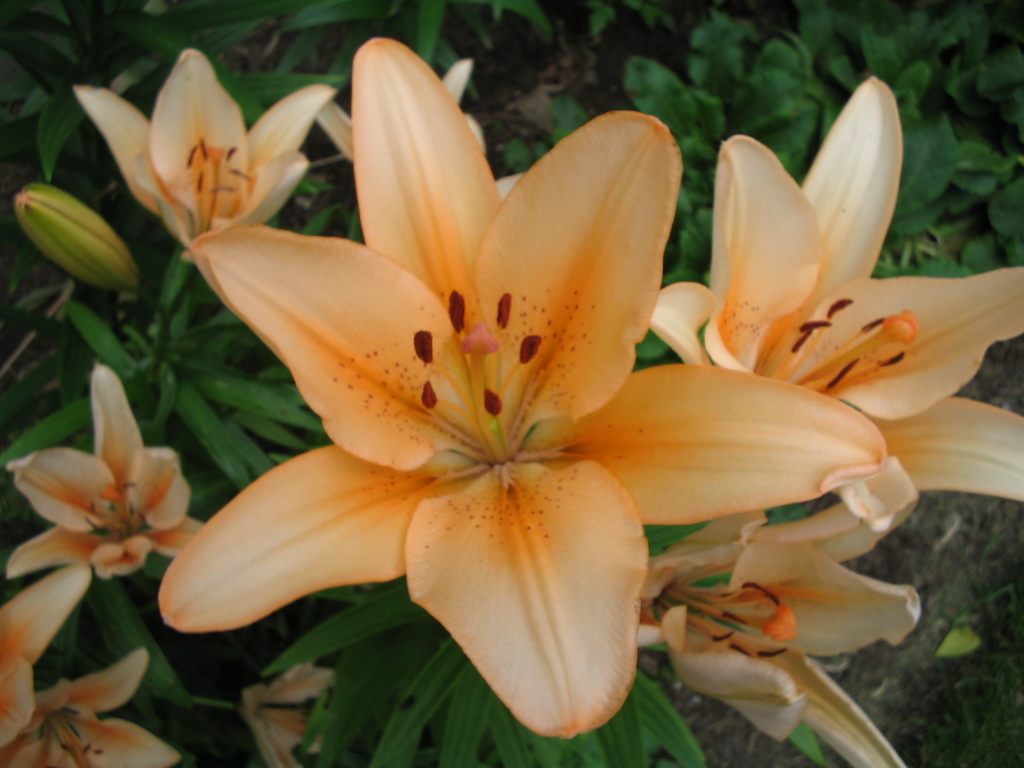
[788, 722, 826, 766]
[65, 301, 135, 378]
[550, 94, 588, 141]
[162, 0, 340, 28]
[490, 694, 535, 768]
[961, 233, 1000, 273]
[264, 581, 431, 674]
[0, 114, 38, 159]
[85, 578, 192, 706]
[936, 625, 982, 657]
[439, 667, 494, 768]
[238, 72, 347, 102]
[369, 638, 470, 768]
[645, 523, 707, 555]
[989, 176, 1024, 238]
[451, 0, 551, 36]
[174, 381, 251, 489]
[634, 672, 705, 768]
[0, 356, 57, 432]
[596, 683, 646, 768]
[230, 411, 306, 450]
[182, 364, 320, 430]
[0, 0, 38, 28]
[37, 82, 84, 180]
[892, 116, 958, 234]
[0, 397, 89, 465]
[418, 0, 446, 62]
[282, 0, 391, 31]
[977, 46, 1024, 101]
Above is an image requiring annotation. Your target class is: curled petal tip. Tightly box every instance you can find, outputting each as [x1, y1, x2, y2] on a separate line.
[819, 462, 884, 495]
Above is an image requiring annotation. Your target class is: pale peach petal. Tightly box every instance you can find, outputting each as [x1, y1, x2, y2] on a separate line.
[495, 173, 522, 200]
[476, 112, 681, 422]
[802, 269, 1024, 418]
[136, 155, 193, 245]
[69, 648, 147, 713]
[652, 282, 716, 365]
[231, 151, 309, 226]
[353, 38, 499, 298]
[147, 517, 202, 557]
[73, 86, 159, 213]
[773, 651, 907, 768]
[6, 527, 100, 578]
[160, 446, 431, 632]
[191, 224, 464, 470]
[441, 59, 473, 103]
[149, 49, 248, 207]
[7, 448, 114, 532]
[559, 366, 886, 524]
[90, 364, 143, 484]
[262, 664, 333, 705]
[0, 658, 33, 748]
[92, 536, 153, 578]
[752, 505, 862, 547]
[127, 448, 189, 530]
[247, 84, 336, 168]
[405, 461, 647, 737]
[876, 397, 1024, 499]
[64, 713, 180, 768]
[833, 456, 918, 532]
[0, 565, 90, 665]
[730, 542, 920, 654]
[316, 102, 353, 160]
[812, 499, 914, 563]
[705, 136, 822, 372]
[802, 79, 902, 307]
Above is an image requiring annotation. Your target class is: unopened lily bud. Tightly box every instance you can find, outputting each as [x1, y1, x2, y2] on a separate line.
[14, 183, 139, 291]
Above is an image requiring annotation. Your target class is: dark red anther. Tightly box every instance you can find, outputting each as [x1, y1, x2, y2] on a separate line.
[187, 145, 198, 168]
[484, 389, 503, 416]
[230, 169, 252, 181]
[757, 648, 788, 658]
[413, 331, 433, 364]
[199, 138, 208, 160]
[421, 381, 438, 409]
[448, 291, 466, 333]
[712, 631, 735, 642]
[791, 330, 814, 354]
[742, 581, 781, 605]
[861, 318, 884, 334]
[799, 320, 832, 333]
[227, 146, 237, 161]
[196, 172, 204, 193]
[519, 335, 542, 364]
[880, 352, 905, 367]
[497, 293, 512, 329]
[828, 298, 854, 319]
[729, 644, 752, 657]
[721, 611, 747, 625]
[827, 359, 859, 389]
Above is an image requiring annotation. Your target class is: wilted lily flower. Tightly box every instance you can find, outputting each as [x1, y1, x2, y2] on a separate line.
[7, 365, 198, 579]
[160, 38, 890, 737]
[239, 664, 333, 768]
[641, 511, 919, 768]
[0, 566, 91, 748]
[652, 78, 1024, 526]
[0, 648, 179, 767]
[14, 184, 139, 291]
[75, 49, 336, 248]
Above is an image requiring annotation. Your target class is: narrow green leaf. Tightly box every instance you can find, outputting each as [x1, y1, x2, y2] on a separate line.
[163, 0, 339, 29]
[788, 722, 826, 766]
[595, 685, 646, 768]
[0, 302, 61, 336]
[182, 365, 320, 430]
[282, 0, 391, 31]
[238, 72, 346, 101]
[0, 356, 57, 432]
[0, 114, 38, 159]
[0, 0, 38, 28]
[85, 578, 192, 706]
[439, 667, 494, 768]
[645, 523, 707, 555]
[65, 301, 135, 377]
[490, 696, 535, 768]
[451, 0, 551, 35]
[936, 625, 982, 657]
[222, 418, 274, 476]
[417, 0, 447, 62]
[38, 82, 83, 179]
[370, 638, 470, 768]
[230, 411, 306, 450]
[264, 581, 430, 675]
[634, 672, 706, 768]
[174, 381, 251, 489]
[0, 397, 89, 465]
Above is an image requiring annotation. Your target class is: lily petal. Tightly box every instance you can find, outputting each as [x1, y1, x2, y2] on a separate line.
[805, 269, 1024, 418]
[7, 448, 114, 532]
[476, 111, 681, 422]
[316, 102, 353, 160]
[0, 565, 91, 665]
[6, 528, 100, 578]
[652, 282, 716, 365]
[148, 516, 202, 557]
[69, 648, 148, 713]
[247, 84, 336, 169]
[91, 364, 143, 486]
[730, 541, 920, 654]
[127, 447, 190, 530]
[231, 150, 309, 226]
[72, 86, 158, 213]
[160, 446, 431, 632]
[353, 38, 499, 299]
[833, 456, 918, 533]
[191, 224, 462, 470]
[0, 658, 33, 748]
[149, 49, 248, 208]
[561, 366, 887, 524]
[60, 714, 180, 768]
[802, 78, 902, 306]
[441, 59, 473, 103]
[405, 460, 647, 737]
[875, 396, 1024, 499]
[705, 136, 822, 372]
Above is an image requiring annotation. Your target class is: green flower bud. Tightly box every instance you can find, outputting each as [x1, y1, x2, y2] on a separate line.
[14, 183, 139, 291]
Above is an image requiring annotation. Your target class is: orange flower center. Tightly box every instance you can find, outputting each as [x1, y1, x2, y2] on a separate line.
[186, 138, 249, 233]
[86, 482, 140, 540]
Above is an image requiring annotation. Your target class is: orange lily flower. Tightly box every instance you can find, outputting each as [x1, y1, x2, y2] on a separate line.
[239, 664, 333, 768]
[0, 566, 91, 747]
[75, 49, 336, 248]
[653, 78, 1024, 524]
[641, 511, 919, 768]
[7, 365, 199, 579]
[159, 39, 890, 737]
[0, 648, 180, 767]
